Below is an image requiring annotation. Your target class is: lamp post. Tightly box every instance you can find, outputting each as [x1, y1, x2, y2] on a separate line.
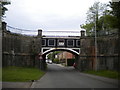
[93, 11, 98, 71]
[0, 1, 2, 30]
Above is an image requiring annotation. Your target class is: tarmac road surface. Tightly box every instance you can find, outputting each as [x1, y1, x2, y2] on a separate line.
[32, 64, 118, 88]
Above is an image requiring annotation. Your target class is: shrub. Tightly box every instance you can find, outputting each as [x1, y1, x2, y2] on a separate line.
[53, 58, 59, 64]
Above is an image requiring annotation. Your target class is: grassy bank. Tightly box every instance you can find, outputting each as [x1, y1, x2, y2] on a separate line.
[83, 70, 119, 79]
[2, 66, 45, 82]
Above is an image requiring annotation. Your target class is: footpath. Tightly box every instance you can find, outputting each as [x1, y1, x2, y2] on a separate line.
[2, 82, 32, 88]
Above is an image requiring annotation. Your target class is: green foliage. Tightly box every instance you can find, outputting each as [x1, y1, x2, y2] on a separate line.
[81, 23, 94, 36]
[81, 1, 118, 36]
[99, 15, 118, 29]
[110, 2, 120, 18]
[53, 58, 59, 64]
[1, 0, 11, 17]
[47, 53, 52, 59]
[83, 70, 119, 79]
[81, 1, 109, 36]
[2, 66, 45, 82]
[110, 2, 120, 30]
[47, 51, 62, 60]
[86, 2, 107, 24]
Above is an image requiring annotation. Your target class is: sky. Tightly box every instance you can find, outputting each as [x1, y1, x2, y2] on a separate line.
[5, 0, 111, 36]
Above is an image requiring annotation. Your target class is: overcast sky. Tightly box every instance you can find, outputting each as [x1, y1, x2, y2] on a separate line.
[5, 0, 111, 35]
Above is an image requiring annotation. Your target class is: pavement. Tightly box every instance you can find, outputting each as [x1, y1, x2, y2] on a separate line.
[2, 82, 32, 88]
[1, 64, 119, 88]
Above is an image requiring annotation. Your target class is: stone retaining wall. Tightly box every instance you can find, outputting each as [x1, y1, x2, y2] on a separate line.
[2, 22, 41, 68]
[79, 35, 119, 71]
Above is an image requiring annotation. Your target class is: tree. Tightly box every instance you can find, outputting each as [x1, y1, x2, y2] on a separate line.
[0, 0, 10, 30]
[86, 2, 108, 26]
[110, 2, 120, 33]
[47, 51, 62, 60]
[80, 23, 94, 36]
[0, 0, 11, 19]
[82, 2, 109, 36]
[110, 2, 120, 18]
[81, 1, 118, 36]
[109, 1, 120, 71]
[99, 14, 118, 34]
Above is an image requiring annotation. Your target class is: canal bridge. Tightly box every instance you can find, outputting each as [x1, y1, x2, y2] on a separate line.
[38, 30, 85, 70]
[42, 36, 80, 55]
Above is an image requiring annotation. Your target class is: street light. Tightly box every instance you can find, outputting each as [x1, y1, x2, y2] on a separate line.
[0, 1, 2, 30]
[92, 11, 98, 71]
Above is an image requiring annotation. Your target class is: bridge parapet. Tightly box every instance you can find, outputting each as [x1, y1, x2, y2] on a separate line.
[42, 37, 80, 48]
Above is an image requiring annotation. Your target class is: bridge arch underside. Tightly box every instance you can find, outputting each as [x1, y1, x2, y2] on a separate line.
[42, 48, 80, 56]
[42, 48, 80, 68]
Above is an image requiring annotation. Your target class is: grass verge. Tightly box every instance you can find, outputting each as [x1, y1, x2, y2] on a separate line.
[83, 70, 119, 79]
[2, 66, 45, 82]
